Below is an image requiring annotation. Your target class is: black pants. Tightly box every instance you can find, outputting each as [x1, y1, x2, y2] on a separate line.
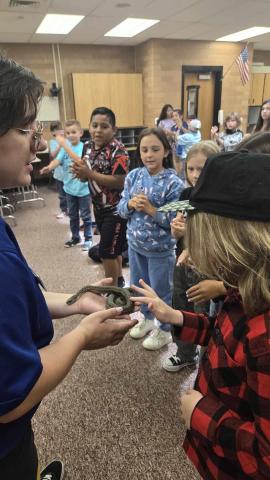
[172, 264, 209, 361]
[0, 423, 39, 480]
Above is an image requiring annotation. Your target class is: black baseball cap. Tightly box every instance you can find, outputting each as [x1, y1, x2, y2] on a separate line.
[188, 151, 270, 221]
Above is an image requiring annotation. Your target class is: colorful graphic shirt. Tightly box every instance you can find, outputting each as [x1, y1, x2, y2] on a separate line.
[82, 138, 129, 211]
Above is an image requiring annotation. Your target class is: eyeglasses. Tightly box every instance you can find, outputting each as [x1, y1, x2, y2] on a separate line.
[15, 121, 43, 151]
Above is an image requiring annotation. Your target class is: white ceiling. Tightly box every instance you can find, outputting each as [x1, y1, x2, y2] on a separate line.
[1, 0, 270, 50]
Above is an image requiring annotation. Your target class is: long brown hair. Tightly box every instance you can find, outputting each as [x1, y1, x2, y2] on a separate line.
[254, 99, 270, 132]
[186, 212, 270, 315]
[136, 127, 173, 169]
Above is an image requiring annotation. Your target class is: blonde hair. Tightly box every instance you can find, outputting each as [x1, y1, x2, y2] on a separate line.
[224, 112, 241, 129]
[64, 119, 81, 129]
[186, 141, 220, 163]
[186, 141, 220, 185]
[186, 212, 270, 315]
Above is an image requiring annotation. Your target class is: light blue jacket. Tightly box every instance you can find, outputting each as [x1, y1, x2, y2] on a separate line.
[177, 130, 201, 159]
[117, 167, 184, 256]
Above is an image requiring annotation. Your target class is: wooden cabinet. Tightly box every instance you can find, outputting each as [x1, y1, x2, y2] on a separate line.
[263, 74, 270, 102]
[249, 73, 265, 106]
[72, 73, 143, 128]
[249, 73, 270, 105]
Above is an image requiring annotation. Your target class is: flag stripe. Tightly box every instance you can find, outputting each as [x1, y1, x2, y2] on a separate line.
[236, 46, 249, 85]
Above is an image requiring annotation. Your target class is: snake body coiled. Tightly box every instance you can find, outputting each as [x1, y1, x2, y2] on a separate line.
[66, 285, 135, 314]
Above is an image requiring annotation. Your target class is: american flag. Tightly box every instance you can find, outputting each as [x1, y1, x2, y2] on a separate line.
[236, 45, 249, 85]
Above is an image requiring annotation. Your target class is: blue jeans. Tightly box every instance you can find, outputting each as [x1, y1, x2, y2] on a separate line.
[66, 193, 92, 241]
[129, 247, 174, 332]
[55, 179, 68, 213]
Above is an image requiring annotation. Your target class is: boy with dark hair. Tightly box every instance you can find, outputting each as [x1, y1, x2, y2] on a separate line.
[72, 107, 129, 286]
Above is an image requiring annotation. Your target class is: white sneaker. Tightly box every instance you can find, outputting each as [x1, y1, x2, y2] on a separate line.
[142, 328, 172, 350]
[129, 318, 154, 339]
[56, 211, 67, 219]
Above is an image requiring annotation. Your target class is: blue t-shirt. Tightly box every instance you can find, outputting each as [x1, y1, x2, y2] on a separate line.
[0, 219, 53, 459]
[49, 138, 64, 182]
[56, 141, 90, 197]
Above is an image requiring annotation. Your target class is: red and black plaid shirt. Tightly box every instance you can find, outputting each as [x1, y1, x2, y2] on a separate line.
[174, 289, 270, 479]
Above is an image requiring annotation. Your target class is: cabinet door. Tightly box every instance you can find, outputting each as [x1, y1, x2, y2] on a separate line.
[249, 74, 265, 106]
[263, 74, 270, 102]
[72, 73, 143, 128]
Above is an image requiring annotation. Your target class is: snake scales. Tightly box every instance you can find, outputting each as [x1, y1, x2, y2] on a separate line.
[66, 285, 135, 314]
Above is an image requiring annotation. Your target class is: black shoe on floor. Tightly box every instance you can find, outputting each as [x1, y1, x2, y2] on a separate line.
[64, 238, 80, 248]
[117, 276, 125, 288]
[40, 459, 64, 480]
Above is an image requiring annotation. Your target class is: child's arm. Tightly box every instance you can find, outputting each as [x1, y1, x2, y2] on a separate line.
[72, 150, 128, 190]
[131, 279, 215, 346]
[40, 158, 60, 175]
[117, 173, 136, 219]
[177, 132, 192, 145]
[186, 280, 227, 304]
[171, 212, 186, 239]
[56, 135, 82, 163]
[49, 143, 62, 160]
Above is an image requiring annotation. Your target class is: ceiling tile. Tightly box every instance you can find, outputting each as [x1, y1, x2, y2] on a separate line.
[0, 11, 43, 33]
[0, 32, 32, 42]
[0, 0, 269, 49]
[49, 0, 101, 15]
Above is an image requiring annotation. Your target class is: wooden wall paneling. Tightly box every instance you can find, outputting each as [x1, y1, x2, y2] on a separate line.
[263, 74, 270, 102]
[72, 73, 111, 127]
[72, 73, 143, 128]
[110, 74, 143, 127]
[249, 73, 265, 105]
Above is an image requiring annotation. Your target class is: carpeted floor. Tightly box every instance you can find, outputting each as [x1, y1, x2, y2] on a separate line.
[10, 185, 200, 480]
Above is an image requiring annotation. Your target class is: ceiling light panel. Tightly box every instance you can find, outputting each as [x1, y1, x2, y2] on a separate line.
[217, 26, 270, 42]
[36, 14, 84, 34]
[104, 17, 159, 37]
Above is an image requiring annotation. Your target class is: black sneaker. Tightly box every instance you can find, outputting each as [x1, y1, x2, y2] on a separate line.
[117, 276, 125, 288]
[40, 459, 64, 480]
[64, 239, 80, 248]
[162, 355, 197, 372]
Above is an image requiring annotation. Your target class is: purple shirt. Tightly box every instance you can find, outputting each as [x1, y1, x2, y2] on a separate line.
[158, 118, 175, 130]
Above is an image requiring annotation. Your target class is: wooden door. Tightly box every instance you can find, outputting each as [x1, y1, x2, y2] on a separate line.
[183, 72, 215, 140]
[249, 73, 265, 106]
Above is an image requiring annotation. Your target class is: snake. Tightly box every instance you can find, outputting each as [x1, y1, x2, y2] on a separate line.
[66, 285, 135, 314]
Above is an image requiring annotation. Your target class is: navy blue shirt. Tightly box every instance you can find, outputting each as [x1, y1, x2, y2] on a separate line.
[0, 219, 53, 459]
